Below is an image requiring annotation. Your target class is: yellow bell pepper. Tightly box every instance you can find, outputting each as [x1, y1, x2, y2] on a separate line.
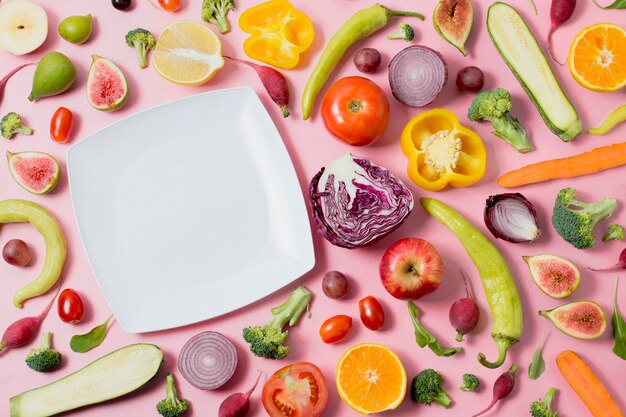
[401, 109, 486, 192]
[239, 0, 314, 69]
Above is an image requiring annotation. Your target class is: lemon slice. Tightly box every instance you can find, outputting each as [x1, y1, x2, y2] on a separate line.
[153, 20, 224, 86]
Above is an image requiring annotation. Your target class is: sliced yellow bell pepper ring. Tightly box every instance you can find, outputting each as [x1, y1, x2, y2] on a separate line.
[400, 109, 486, 192]
[239, 0, 314, 69]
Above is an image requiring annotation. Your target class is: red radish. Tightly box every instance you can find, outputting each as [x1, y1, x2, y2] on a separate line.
[0, 291, 57, 352]
[547, 0, 577, 66]
[589, 248, 626, 272]
[224, 56, 290, 118]
[0, 63, 34, 106]
[472, 364, 518, 417]
[218, 371, 263, 417]
[449, 270, 480, 342]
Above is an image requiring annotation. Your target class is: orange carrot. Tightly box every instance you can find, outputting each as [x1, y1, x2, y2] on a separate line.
[498, 142, 626, 188]
[556, 350, 625, 417]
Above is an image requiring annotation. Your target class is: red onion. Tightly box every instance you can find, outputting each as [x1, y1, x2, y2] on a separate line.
[388, 45, 447, 107]
[484, 193, 540, 243]
[178, 331, 237, 390]
[589, 248, 626, 272]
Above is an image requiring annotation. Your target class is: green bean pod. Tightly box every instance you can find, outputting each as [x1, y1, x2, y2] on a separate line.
[420, 198, 523, 369]
[589, 104, 626, 136]
[301, 4, 424, 120]
[0, 199, 66, 307]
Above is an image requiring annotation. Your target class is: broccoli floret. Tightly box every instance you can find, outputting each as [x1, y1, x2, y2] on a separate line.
[242, 286, 311, 360]
[467, 88, 532, 153]
[552, 187, 617, 249]
[125, 28, 156, 68]
[410, 369, 452, 408]
[1, 112, 33, 139]
[460, 373, 480, 392]
[156, 373, 189, 417]
[201, 0, 235, 34]
[530, 387, 559, 417]
[25, 332, 61, 372]
[603, 224, 625, 242]
[387, 23, 415, 41]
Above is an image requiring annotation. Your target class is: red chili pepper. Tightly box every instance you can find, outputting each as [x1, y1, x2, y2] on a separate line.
[50, 107, 74, 143]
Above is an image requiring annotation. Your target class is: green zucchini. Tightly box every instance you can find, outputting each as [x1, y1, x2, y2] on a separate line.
[487, 2, 582, 141]
[10, 344, 163, 417]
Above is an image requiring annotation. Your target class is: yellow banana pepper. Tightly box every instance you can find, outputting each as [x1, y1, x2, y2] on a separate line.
[401, 109, 486, 192]
[239, 0, 314, 69]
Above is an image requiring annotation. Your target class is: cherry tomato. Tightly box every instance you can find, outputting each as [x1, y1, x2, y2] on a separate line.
[158, 0, 180, 12]
[50, 107, 74, 143]
[57, 288, 85, 323]
[319, 315, 352, 344]
[262, 362, 329, 417]
[321, 76, 390, 146]
[359, 296, 385, 331]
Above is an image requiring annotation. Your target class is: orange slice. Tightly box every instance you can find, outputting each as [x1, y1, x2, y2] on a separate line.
[336, 343, 407, 415]
[568, 22, 626, 92]
[153, 20, 224, 86]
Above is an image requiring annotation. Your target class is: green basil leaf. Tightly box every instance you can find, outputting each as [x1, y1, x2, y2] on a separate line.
[408, 302, 462, 357]
[528, 338, 546, 380]
[612, 278, 626, 360]
[593, 0, 626, 9]
[70, 315, 113, 353]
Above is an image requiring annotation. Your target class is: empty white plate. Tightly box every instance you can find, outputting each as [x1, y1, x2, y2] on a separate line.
[68, 87, 315, 333]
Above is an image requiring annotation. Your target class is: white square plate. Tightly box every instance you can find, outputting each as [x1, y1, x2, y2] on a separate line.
[68, 87, 314, 333]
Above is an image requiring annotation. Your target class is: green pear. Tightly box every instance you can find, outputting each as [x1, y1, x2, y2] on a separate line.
[58, 14, 93, 44]
[28, 52, 77, 101]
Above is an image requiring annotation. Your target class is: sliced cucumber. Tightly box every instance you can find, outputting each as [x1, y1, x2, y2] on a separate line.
[10, 344, 163, 417]
[487, 2, 582, 141]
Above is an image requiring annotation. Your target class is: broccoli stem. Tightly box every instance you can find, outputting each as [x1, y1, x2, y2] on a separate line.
[542, 387, 557, 408]
[135, 41, 148, 68]
[490, 114, 531, 153]
[165, 373, 182, 406]
[40, 331, 52, 349]
[269, 286, 311, 328]
[14, 125, 33, 135]
[435, 391, 452, 407]
[577, 199, 618, 224]
[214, 17, 229, 34]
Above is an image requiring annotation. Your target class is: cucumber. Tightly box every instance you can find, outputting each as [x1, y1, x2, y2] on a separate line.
[10, 344, 163, 417]
[487, 2, 582, 142]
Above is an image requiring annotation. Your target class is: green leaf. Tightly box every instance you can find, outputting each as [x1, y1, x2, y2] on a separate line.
[528, 337, 546, 380]
[408, 302, 462, 357]
[70, 315, 113, 353]
[612, 277, 626, 360]
[593, 0, 626, 9]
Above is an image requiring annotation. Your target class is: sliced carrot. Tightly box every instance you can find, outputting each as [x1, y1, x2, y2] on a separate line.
[556, 350, 625, 417]
[498, 142, 626, 188]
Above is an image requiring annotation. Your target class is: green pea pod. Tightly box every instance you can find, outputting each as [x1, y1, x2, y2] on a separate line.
[420, 198, 523, 369]
[589, 104, 626, 136]
[0, 199, 67, 308]
[301, 4, 424, 120]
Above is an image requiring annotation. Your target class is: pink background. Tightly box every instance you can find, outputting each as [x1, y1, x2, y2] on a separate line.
[1, 0, 626, 416]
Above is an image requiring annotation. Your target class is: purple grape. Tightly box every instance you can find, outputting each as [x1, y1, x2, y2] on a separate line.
[456, 66, 484, 92]
[322, 271, 349, 299]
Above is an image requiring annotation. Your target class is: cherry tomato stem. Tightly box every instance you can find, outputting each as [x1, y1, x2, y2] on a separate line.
[50, 107, 74, 143]
[359, 296, 385, 331]
[319, 315, 352, 344]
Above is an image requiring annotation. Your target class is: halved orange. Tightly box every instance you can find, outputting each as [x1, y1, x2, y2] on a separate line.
[336, 343, 407, 415]
[568, 22, 626, 92]
[153, 20, 224, 86]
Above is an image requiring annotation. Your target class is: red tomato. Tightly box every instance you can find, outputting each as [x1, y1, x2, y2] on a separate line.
[359, 296, 385, 331]
[321, 76, 390, 146]
[262, 362, 329, 417]
[319, 314, 352, 344]
[58, 289, 85, 323]
[158, 0, 180, 12]
[50, 107, 74, 143]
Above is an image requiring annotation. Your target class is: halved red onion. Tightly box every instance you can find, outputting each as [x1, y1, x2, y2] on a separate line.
[388, 45, 448, 107]
[484, 193, 540, 243]
[178, 331, 237, 390]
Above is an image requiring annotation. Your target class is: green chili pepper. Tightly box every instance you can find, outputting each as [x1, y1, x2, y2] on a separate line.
[301, 4, 424, 120]
[0, 200, 67, 308]
[420, 198, 523, 369]
[589, 104, 626, 136]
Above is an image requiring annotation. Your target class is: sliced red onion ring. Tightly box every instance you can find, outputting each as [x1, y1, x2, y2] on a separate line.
[484, 193, 540, 243]
[389, 45, 448, 107]
[178, 331, 237, 390]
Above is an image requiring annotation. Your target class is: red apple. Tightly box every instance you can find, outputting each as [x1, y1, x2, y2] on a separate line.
[380, 238, 444, 300]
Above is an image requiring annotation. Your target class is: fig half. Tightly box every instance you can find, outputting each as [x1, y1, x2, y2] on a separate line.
[539, 301, 607, 339]
[523, 254, 580, 299]
[433, 0, 474, 56]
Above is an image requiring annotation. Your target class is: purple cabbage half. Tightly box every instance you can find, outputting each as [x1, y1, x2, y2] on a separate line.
[309, 153, 414, 248]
